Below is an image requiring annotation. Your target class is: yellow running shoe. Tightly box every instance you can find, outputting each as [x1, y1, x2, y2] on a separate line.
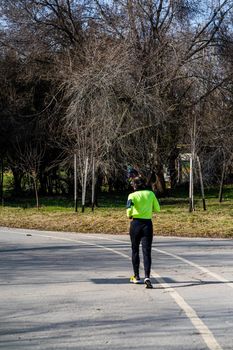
[130, 275, 141, 284]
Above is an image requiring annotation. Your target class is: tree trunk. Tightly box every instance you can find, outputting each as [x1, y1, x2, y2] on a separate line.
[32, 176, 39, 209]
[168, 148, 179, 190]
[74, 153, 78, 212]
[91, 157, 95, 212]
[95, 172, 103, 207]
[12, 168, 23, 196]
[154, 169, 166, 196]
[197, 156, 206, 211]
[219, 161, 226, 203]
[82, 157, 89, 213]
[189, 113, 196, 212]
[189, 154, 194, 212]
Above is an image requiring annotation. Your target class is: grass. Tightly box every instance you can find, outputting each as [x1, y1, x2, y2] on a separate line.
[157, 200, 233, 238]
[0, 190, 233, 238]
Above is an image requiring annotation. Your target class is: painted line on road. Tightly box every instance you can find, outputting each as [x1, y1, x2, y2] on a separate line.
[153, 247, 233, 290]
[150, 269, 222, 350]
[87, 234, 233, 290]
[3, 229, 223, 350]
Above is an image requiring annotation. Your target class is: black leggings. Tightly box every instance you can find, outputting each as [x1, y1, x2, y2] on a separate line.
[129, 219, 153, 279]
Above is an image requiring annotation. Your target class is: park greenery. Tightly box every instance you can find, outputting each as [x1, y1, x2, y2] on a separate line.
[0, 1, 233, 237]
[1, 180, 233, 237]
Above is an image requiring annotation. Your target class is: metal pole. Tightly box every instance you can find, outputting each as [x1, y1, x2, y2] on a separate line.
[74, 153, 78, 212]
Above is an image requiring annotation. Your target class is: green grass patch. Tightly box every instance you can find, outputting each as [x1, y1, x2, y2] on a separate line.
[0, 192, 233, 238]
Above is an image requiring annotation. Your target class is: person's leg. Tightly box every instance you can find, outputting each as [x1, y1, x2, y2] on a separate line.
[141, 220, 153, 279]
[129, 220, 142, 278]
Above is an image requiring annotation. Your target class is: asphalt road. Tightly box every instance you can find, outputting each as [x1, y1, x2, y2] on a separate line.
[0, 227, 233, 350]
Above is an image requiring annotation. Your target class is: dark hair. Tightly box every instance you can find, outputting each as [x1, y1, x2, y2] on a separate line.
[131, 177, 146, 190]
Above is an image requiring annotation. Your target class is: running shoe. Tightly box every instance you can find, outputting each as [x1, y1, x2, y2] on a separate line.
[144, 278, 153, 289]
[130, 275, 141, 284]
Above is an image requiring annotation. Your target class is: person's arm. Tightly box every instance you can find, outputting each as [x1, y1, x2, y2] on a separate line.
[126, 195, 134, 218]
[153, 194, 160, 213]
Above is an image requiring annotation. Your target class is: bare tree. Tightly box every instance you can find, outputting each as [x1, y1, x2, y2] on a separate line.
[1, 0, 233, 201]
[10, 142, 45, 208]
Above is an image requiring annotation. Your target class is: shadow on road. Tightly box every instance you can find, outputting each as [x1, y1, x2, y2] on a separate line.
[91, 277, 233, 289]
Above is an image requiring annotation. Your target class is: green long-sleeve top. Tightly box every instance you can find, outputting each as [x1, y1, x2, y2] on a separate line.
[126, 190, 160, 219]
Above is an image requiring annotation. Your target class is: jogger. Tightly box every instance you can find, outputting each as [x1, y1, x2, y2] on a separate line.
[126, 176, 160, 288]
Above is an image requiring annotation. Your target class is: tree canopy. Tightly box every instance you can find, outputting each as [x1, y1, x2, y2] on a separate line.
[1, 0, 233, 201]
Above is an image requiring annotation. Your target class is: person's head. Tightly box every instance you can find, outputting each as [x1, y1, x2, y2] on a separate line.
[130, 176, 146, 191]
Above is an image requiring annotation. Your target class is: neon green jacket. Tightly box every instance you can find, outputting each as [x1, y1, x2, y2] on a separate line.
[126, 190, 160, 219]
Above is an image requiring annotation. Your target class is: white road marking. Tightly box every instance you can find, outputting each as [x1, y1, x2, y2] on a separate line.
[153, 247, 233, 290]
[1, 229, 223, 350]
[150, 270, 222, 350]
[87, 234, 233, 290]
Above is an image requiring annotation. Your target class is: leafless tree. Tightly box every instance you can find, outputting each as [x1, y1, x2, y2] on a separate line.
[1, 0, 233, 201]
[9, 141, 45, 208]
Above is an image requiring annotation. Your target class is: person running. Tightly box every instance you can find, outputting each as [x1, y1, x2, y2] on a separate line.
[126, 176, 160, 289]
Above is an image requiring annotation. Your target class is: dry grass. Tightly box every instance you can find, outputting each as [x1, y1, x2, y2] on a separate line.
[0, 199, 233, 238]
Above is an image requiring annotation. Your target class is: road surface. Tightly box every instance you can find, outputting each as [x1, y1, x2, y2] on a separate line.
[0, 227, 233, 350]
